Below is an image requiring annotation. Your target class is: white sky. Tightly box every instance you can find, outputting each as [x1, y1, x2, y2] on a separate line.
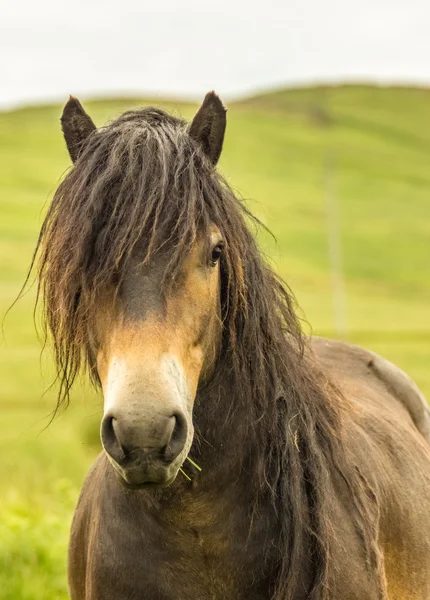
[1, 0, 430, 108]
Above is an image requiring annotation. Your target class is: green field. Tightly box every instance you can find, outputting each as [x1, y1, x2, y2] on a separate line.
[1, 85, 429, 598]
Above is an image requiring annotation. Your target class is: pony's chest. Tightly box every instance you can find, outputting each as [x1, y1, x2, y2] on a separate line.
[159, 497, 275, 598]
[80, 496, 273, 600]
[144, 516, 269, 598]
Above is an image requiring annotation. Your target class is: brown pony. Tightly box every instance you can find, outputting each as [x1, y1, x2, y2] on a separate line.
[34, 92, 430, 599]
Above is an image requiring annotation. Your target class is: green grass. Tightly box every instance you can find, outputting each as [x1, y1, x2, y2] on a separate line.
[1, 84, 429, 598]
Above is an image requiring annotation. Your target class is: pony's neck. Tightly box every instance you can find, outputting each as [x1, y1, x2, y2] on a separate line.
[191, 371, 276, 491]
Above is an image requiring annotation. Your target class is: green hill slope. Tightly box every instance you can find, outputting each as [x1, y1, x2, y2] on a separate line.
[0, 85, 429, 598]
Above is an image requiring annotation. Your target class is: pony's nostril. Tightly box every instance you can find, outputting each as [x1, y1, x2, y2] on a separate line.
[101, 415, 114, 446]
[172, 412, 187, 442]
[164, 412, 187, 461]
[101, 414, 126, 464]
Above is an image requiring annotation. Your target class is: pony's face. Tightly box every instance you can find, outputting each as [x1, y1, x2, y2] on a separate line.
[58, 92, 227, 487]
[95, 227, 223, 488]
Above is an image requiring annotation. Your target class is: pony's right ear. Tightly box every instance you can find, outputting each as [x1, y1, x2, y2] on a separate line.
[61, 96, 96, 163]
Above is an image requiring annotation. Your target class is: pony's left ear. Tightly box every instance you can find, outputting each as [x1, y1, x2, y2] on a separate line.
[61, 96, 97, 163]
[189, 91, 227, 166]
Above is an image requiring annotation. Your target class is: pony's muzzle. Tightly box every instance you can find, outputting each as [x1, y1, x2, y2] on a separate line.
[101, 410, 188, 487]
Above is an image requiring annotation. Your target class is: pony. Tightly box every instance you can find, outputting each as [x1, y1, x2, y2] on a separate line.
[34, 92, 430, 599]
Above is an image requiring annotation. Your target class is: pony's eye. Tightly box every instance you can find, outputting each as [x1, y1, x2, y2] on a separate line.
[210, 244, 223, 267]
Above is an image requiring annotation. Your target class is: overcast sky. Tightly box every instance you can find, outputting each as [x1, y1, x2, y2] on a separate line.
[1, 0, 429, 108]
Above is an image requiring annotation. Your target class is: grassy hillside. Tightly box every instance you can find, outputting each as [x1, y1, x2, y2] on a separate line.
[1, 85, 429, 598]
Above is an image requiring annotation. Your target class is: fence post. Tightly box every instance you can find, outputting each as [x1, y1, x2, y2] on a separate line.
[324, 154, 348, 339]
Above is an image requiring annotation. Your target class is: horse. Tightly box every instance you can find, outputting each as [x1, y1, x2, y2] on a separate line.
[33, 92, 430, 599]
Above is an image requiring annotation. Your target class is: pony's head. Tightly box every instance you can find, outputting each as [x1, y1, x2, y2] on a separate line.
[58, 93, 228, 487]
[38, 92, 267, 488]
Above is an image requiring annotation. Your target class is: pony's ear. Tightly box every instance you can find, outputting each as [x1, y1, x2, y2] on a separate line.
[61, 96, 96, 163]
[189, 92, 226, 165]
